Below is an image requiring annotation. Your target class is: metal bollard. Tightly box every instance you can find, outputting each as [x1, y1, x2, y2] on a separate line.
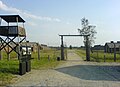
[19, 61, 26, 75]
[57, 57, 60, 61]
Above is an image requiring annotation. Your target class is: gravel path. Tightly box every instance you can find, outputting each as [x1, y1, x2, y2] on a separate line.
[9, 50, 120, 87]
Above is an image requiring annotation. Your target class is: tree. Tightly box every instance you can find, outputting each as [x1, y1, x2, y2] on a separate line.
[78, 17, 97, 46]
[69, 45, 72, 49]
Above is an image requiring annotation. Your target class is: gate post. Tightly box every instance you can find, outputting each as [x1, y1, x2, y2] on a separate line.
[0, 50, 1, 60]
[61, 36, 64, 60]
[114, 42, 116, 62]
[38, 43, 40, 60]
[86, 36, 90, 61]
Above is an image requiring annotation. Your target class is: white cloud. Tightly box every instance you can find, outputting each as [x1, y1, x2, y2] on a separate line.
[66, 22, 70, 25]
[0, 1, 61, 22]
[53, 18, 61, 22]
[0, 1, 21, 13]
[27, 22, 37, 26]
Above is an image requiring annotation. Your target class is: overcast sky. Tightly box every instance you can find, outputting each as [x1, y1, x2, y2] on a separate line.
[0, 0, 120, 47]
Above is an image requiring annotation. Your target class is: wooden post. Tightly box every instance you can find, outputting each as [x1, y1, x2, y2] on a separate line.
[86, 36, 90, 61]
[104, 53, 106, 62]
[61, 36, 64, 60]
[114, 43, 116, 62]
[18, 37, 20, 60]
[0, 18, 1, 60]
[48, 55, 50, 61]
[0, 38, 1, 60]
[0, 17, 2, 25]
[7, 22, 10, 61]
[38, 43, 40, 60]
[0, 50, 1, 60]
[16, 16, 20, 60]
[104, 46, 106, 62]
[65, 49, 67, 60]
[119, 46, 120, 55]
[7, 37, 10, 61]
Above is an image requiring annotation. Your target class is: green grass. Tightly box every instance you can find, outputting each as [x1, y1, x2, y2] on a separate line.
[0, 60, 19, 86]
[76, 49, 120, 62]
[0, 48, 61, 86]
[31, 49, 61, 69]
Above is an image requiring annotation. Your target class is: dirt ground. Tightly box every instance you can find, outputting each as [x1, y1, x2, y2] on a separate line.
[9, 50, 120, 87]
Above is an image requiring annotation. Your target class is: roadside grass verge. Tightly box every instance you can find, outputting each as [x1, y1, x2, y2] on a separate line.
[0, 48, 62, 86]
[0, 59, 19, 86]
[76, 49, 120, 62]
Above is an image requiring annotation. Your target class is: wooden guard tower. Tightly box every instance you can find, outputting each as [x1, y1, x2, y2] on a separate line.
[0, 15, 26, 60]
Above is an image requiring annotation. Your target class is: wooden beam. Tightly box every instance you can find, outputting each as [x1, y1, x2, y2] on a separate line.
[59, 34, 90, 37]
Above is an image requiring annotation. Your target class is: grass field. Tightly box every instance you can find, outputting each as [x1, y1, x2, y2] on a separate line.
[76, 49, 120, 62]
[0, 48, 61, 86]
[31, 49, 62, 69]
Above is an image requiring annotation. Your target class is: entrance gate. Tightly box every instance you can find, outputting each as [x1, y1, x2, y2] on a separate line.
[59, 34, 90, 61]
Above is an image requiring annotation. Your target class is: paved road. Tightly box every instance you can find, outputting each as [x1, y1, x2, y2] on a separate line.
[9, 50, 120, 87]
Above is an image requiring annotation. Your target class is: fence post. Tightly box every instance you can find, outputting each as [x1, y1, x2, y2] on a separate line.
[104, 53, 106, 62]
[48, 55, 50, 61]
[114, 43, 116, 62]
[38, 43, 40, 60]
[97, 50, 99, 61]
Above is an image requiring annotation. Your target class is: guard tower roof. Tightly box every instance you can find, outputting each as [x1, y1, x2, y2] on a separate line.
[0, 15, 25, 23]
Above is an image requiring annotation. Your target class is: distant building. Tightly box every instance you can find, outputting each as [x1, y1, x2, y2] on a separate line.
[80, 46, 85, 49]
[26, 42, 40, 52]
[41, 44, 49, 50]
[92, 45, 104, 50]
[104, 41, 120, 53]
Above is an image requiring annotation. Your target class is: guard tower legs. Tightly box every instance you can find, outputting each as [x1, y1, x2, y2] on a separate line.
[7, 36, 10, 61]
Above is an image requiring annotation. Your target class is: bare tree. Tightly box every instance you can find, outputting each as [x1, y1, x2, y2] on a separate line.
[78, 17, 97, 46]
